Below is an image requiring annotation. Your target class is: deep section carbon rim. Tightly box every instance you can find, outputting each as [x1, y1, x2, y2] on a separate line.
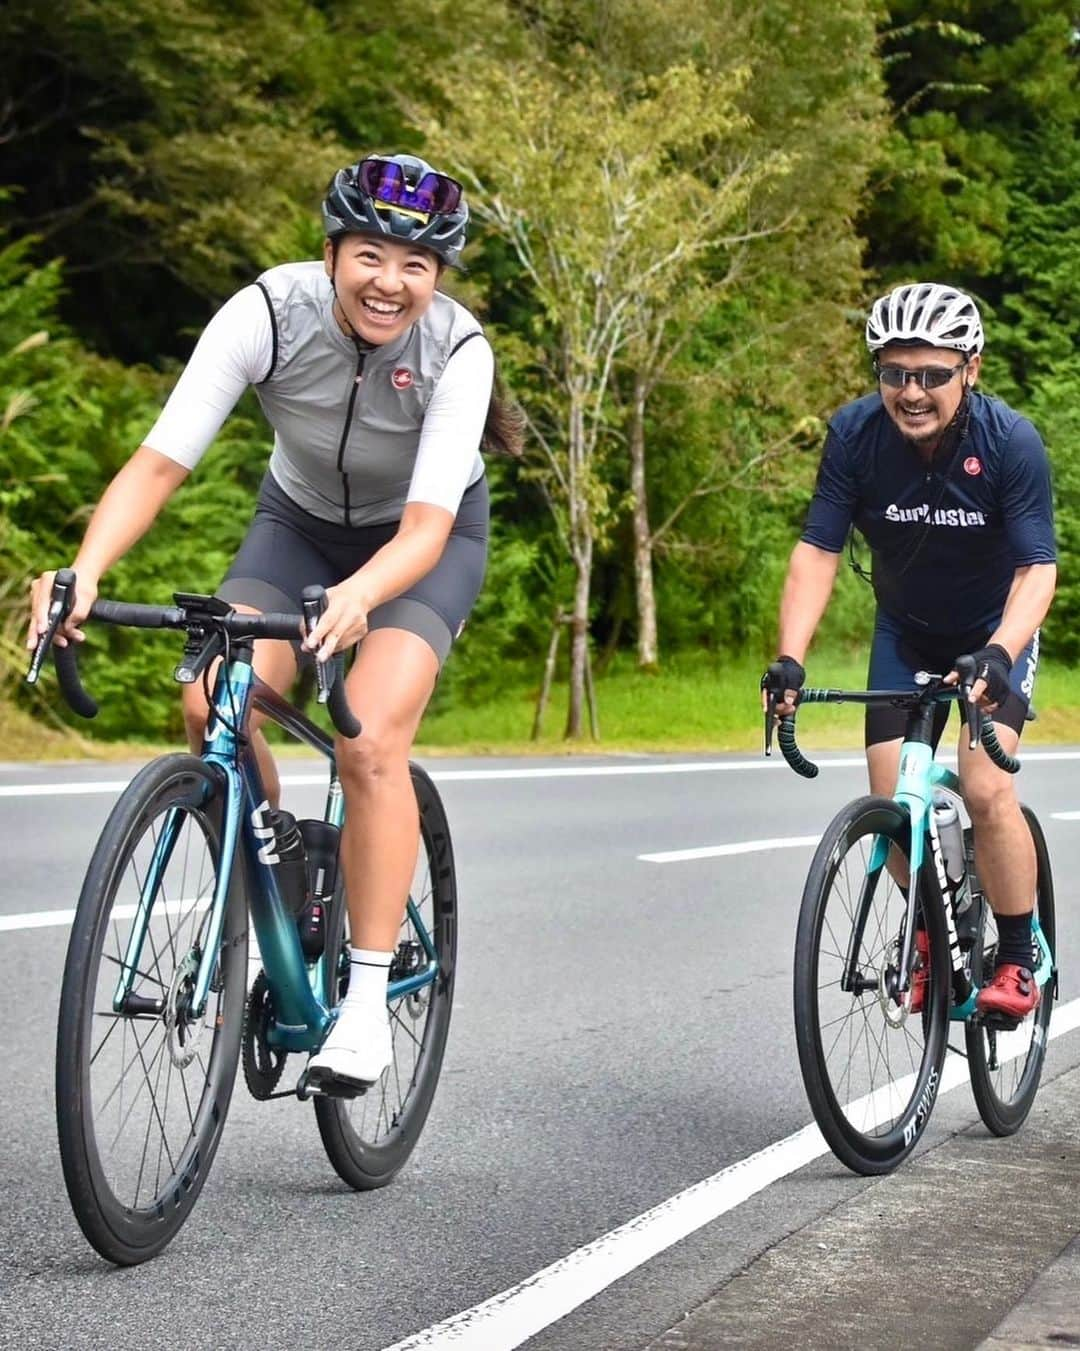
[56, 755, 246, 1263]
[794, 795, 950, 1175]
[314, 763, 456, 1188]
[965, 805, 1056, 1135]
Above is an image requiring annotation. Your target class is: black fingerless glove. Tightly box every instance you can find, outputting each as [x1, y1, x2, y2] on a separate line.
[761, 654, 806, 699]
[967, 643, 1013, 705]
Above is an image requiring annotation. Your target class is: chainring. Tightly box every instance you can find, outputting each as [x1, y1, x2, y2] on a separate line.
[242, 969, 288, 1099]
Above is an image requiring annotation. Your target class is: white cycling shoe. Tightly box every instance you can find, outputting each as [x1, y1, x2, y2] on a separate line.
[307, 1001, 392, 1088]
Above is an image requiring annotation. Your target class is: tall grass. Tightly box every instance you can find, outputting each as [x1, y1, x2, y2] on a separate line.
[415, 646, 1079, 754]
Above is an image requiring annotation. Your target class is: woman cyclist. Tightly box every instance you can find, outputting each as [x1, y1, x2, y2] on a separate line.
[27, 152, 522, 1089]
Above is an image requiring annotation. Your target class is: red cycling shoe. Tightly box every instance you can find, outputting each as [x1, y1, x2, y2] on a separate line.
[976, 964, 1040, 1020]
[908, 928, 930, 1014]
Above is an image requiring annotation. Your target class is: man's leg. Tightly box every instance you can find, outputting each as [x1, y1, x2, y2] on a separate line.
[959, 725, 1040, 1017]
[958, 724, 1034, 917]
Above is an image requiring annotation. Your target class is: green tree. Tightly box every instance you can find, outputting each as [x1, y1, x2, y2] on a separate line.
[868, 1, 1080, 660]
[424, 55, 793, 734]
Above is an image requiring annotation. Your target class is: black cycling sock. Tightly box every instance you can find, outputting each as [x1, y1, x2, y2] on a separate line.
[993, 911, 1035, 970]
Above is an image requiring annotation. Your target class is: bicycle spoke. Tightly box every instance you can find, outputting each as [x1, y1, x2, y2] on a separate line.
[104, 1025, 168, 1158]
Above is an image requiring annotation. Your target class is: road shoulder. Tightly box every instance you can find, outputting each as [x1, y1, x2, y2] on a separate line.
[651, 1060, 1080, 1351]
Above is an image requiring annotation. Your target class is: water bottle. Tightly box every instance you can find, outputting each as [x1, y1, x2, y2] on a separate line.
[932, 793, 969, 912]
[263, 808, 309, 917]
[296, 819, 341, 959]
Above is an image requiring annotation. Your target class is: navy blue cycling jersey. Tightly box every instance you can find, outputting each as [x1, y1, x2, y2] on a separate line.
[802, 390, 1056, 635]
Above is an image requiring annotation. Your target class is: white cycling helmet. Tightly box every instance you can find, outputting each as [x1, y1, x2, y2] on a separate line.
[865, 282, 984, 356]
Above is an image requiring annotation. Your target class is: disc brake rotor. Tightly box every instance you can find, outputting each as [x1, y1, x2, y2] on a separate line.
[878, 948, 909, 1029]
[165, 949, 207, 1068]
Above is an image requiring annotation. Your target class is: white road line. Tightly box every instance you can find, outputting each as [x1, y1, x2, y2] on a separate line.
[0, 779, 133, 798]
[2, 748, 1080, 799]
[0, 830, 821, 932]
[0, 896, 210, 933]
[0, 763, 837, 797]
[1051, 811, 1080, 821]
[384, 998, 1080, 1351]
[640, 835, 820, 863]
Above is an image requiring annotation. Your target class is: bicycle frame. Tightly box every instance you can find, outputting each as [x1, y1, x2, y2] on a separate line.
[844, 705, 1053, 1019]
[110, 646, 442, 1053]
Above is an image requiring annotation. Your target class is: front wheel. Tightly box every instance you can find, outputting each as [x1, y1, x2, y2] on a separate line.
[55, 754, 247, 1265]
[314, 763, 457, 1189]
[966, 805, 1056, 1135]
[794, 795, 950, 1175]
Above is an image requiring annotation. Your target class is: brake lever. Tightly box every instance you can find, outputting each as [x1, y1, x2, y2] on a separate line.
[760, 674, 778, 758]
[26, 567, 78, 686]
[953, 654, 980, 750]
[301, 586, 335, 704]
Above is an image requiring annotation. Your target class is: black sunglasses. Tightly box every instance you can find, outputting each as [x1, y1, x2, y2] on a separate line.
[875, 360, 969, 391]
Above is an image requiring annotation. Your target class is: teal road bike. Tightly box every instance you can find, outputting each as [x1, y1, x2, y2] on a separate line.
[764, 658, 1057, 1175]
[28, 570, 457, 1264]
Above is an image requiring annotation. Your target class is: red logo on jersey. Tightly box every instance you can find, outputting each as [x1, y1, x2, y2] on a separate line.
[963, 456, 982, 476]
[391, 367, 413, 390]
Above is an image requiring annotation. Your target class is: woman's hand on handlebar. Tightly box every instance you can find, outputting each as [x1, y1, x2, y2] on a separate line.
[301, 574, 372, 662]
[26, 569, 98, 650]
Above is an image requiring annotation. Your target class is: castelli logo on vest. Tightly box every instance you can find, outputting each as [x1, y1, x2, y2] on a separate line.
[884, 502, 987, 527]
[963, 456, 983, 476]
[391, 367, 413, 390]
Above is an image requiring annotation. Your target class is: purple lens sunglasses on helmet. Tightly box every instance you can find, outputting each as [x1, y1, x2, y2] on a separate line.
[356, 157, 463, 215]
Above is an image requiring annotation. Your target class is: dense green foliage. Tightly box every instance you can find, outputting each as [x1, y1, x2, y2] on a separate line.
[2, 0, 1077, 740]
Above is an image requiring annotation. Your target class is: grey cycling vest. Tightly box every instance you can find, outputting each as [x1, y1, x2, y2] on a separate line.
[253, 261, 484, 525]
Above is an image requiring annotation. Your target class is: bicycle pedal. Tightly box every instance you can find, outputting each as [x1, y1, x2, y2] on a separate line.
[299, 1065, 370, 1100]
[977, 1012, 1022, 1033]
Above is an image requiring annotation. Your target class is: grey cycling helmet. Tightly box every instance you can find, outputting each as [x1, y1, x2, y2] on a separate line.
[865, 282, 984, 356]
[322, 153, 469, 267]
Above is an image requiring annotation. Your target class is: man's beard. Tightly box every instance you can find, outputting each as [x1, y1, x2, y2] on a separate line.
[899, 389, 970, 454]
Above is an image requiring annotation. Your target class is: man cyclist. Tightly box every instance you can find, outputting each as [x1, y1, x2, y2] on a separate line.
[28, 153, 522, 1090]
[763, 282, 1056, 1020]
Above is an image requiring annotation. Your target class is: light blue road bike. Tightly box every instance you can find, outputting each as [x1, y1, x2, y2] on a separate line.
[29, 570, 457, 1264]
[764, 658, 1056, 1175]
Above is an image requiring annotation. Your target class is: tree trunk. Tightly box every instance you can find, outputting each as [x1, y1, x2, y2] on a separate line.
[531, 610, 564, 741]
[564, 553, 591, 739]
[629, 371, 659, 671]
[564, 389, 593, 739]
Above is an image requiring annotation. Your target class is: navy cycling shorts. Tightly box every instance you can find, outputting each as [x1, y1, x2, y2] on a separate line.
[865, 609, 1039, 749]
[218, 470, 488, 667]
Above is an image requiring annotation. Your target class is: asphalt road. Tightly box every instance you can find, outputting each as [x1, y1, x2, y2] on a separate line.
[2, 748, 1078, 1350]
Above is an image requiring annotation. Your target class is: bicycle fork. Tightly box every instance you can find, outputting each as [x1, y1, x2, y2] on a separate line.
[111, 765, 244, 1019]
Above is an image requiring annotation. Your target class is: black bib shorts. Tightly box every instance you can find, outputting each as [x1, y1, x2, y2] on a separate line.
[218, 470, 489, 666]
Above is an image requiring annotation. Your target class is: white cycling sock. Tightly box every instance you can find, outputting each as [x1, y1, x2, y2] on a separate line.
[343, 947, 392, 1010]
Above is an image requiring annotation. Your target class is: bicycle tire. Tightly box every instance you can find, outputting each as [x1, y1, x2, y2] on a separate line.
[966, 804, 1056, 1135]
[55, 754, 247, 1264]
[794, 794, 950, 1175]
[314, 762, 457, 1189]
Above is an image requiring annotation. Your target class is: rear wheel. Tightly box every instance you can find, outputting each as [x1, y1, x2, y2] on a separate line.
[794, 795, 950, 1175]
[56, 754, 247, 1264]
[314, 763, 457, 1189]
[966, 805, 1056, 1135]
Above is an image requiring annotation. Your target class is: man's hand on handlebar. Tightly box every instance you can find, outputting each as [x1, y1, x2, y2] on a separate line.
[943, 643, 1013, 714]
[760, 654, 806, 718]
